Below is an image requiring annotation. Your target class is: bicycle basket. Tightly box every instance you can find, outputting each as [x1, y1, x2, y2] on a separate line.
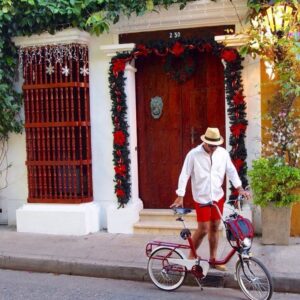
[225, 215, 254, 242]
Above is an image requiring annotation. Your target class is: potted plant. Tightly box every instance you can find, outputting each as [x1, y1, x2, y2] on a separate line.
[248, 157, 300, 244]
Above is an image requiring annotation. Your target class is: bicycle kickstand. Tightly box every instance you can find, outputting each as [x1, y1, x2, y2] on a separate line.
[194, 277, 204, 291]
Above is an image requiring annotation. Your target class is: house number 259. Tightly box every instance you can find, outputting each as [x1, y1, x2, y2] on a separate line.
[169, 31, 181, 39]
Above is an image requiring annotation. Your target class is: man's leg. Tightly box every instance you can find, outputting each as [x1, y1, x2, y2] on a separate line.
[208, 219, 221, 260]
[208, 219, 226, 271]
[188, 221, 209, 259]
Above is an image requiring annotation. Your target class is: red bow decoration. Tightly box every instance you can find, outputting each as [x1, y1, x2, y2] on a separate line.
[112, 59, 126, 77]
[114, 130, 126, 146]
[116, 188, 125, 198]
[171, 41, 185, 57]
[114, 164, 127, 176]
[221, 49, 237, 62]
[233, 92, 245, 106]
[230, 123, 247, 137]
[232, 158, 244, 171]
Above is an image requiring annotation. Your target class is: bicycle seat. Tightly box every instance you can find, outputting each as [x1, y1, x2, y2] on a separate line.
[173, 208, 192, 215]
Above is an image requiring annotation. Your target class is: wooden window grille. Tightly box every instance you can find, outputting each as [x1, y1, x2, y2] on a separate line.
[21, 44, 93, 203]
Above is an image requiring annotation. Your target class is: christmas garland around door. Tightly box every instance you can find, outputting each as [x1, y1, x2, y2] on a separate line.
[109, 39, 248, 207]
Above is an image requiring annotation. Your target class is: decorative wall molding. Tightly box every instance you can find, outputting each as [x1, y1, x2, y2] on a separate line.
[110, 0, 248, 34]
[12, 28, 91, 47]
[100, 43, 135, 57]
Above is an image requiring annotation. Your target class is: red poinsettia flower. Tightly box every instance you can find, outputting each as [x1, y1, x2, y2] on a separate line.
[233, 92, 245, 106]
[112, 59, 126, 77]
[114, 164, 127, 176]
[114, 130, 126, 146]
[134, 44, 148, 57]
[221, 49, 237, 62]
[232, 158, 244, 171]
[230, 123, 247, 137]
[116, 188, 125, 198]
[171, 41, 185, 57]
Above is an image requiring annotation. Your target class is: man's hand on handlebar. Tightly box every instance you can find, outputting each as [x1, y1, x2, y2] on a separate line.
[170, 196, 183, 208]
[238, 187, 251, 201]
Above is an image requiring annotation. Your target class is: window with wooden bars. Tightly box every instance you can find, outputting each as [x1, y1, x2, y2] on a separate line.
[21, 44, 93, 203]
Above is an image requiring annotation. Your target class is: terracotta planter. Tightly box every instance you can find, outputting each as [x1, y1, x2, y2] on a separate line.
[261, 204, 292, 245]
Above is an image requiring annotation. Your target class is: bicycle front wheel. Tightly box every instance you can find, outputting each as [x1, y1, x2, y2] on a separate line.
[236, 256, 273, 300]
[147, 247, 187, 291]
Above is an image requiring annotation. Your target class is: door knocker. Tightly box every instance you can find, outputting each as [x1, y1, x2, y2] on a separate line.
[150, 96, 163, 119]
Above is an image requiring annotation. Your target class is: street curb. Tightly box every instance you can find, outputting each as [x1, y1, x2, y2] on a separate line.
[0, 254, 299, 294]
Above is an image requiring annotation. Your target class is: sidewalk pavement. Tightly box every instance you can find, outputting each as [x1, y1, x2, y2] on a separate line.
[0, 225, 299, 294]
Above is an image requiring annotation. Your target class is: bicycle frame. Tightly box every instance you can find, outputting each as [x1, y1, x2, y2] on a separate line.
[145, 201, 246, 278]
[146, 238, 236, 270]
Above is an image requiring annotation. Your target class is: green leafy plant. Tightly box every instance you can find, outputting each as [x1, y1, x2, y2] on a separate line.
[248, 157, 300, 207]
[262, 94, 300, 167]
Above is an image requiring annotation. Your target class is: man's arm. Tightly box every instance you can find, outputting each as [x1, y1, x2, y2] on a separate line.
[170, 151, 193, 208]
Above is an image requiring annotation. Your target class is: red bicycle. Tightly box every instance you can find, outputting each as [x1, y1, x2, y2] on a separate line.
[145, 198, 273, 300]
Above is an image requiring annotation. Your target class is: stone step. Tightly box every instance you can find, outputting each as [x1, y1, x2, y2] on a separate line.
[133, 220, 198, 235]
[133, 209, 198, 235]
[138, 209, 197, 223]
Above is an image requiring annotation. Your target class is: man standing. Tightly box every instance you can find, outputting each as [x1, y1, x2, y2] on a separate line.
[171, 127, 248, 271]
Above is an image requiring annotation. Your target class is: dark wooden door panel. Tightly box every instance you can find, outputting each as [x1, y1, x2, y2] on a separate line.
[136, 52, 225, 208]
[136, 56, 182, 208]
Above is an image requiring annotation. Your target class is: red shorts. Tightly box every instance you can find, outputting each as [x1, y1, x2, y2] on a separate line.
[194, 197, 225, 222]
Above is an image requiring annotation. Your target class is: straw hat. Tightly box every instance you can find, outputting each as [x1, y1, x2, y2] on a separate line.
[200, 127, 224, 146]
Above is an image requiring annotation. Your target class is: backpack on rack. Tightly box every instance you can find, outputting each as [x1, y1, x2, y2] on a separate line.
[225, 215, 254, 244]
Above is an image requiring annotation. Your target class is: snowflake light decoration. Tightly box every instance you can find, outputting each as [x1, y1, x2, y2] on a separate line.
[46, 64, 54, 75]
[80, 65, 89, 76]
[62, 65, 70, 76]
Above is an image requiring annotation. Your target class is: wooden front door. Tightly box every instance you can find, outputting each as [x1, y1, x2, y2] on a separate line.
[136, 52, 225, 209]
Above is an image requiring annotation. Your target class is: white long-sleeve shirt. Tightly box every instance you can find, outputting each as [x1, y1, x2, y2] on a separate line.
[176, 143, 242, 204]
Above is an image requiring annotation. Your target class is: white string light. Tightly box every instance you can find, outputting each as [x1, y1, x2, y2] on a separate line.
[18, 44, 88, 67]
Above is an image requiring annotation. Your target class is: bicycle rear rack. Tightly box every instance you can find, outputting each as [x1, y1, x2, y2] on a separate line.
[145, 240, 190, 257]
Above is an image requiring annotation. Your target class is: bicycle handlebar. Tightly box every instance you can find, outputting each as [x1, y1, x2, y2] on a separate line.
[172, 207, 192, 215]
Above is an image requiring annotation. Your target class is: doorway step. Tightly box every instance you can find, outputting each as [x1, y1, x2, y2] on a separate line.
[133, 209, 198, 235]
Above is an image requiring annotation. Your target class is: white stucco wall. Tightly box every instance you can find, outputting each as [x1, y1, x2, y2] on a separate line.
[0, 66, 27, 225]
[0, 133, 27, 225]
[242, 55, 262, 233]
[88, 33, 119, 229]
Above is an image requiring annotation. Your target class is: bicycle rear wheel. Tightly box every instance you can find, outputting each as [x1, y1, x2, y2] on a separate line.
[236, 256, 273, 300]
[147, 247, 187, 291]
